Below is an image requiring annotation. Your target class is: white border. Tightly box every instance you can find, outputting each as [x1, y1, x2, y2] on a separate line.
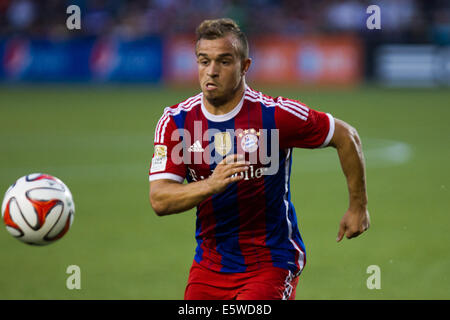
[149, 173, 184, 183]
[319, 113, 335, 148]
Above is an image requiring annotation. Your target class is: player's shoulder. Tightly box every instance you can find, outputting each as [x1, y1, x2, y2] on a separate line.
[244, 86, 310, 120]
[244, 86, 277, 105]
[161, 92, 203, 118]
[154, 92, 202, 143]
[245, 87, 308, 108]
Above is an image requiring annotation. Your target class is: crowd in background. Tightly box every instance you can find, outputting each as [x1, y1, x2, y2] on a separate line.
[0, 0, 449, 44]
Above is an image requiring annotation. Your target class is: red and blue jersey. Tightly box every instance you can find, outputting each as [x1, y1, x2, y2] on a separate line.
[149, 86, 335, 276]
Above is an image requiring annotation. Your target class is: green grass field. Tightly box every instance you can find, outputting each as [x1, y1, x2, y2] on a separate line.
[0, 85, 449, 299]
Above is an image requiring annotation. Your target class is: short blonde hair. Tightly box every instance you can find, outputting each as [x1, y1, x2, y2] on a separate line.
[195, 18, 249, 61]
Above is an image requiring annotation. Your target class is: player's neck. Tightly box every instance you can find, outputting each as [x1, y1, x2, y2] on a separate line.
[202, 82, 246, 116]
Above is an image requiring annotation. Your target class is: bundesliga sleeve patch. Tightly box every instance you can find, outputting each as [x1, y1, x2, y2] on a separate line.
[150, 145, 168, 173]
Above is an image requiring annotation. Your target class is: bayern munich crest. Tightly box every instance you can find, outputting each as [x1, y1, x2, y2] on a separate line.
[239, 129, 260, 153]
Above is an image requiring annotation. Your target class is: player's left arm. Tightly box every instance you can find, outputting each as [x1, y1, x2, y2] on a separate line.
[327, 118, 370, 242]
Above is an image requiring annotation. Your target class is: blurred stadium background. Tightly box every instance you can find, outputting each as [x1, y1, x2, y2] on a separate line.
[0, 0, 449, 299]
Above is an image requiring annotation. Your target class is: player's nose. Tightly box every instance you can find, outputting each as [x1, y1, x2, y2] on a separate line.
[206, 61, 220, 77]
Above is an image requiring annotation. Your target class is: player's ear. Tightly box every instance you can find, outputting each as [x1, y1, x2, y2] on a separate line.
[241, 58, 252, 76]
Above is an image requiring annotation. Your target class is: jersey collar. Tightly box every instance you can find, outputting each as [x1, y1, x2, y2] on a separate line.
[200, 87, 246, 122]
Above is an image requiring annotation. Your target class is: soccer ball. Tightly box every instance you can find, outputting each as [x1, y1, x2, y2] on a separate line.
[1, 173, 75, 245]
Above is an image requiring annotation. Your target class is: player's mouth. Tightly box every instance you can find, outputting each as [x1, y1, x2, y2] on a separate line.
[205, 82, 219, 91]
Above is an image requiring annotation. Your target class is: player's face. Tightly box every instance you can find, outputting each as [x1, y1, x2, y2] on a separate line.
[196, 35, 249, 107]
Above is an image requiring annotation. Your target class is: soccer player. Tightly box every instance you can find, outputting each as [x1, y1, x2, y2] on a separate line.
[149, 18, 370, 300]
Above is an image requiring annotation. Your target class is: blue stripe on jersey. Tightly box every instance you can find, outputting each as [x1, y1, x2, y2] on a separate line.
[261, 102, 306, 273]
[194, 211, 203, 265]
[171, 110, 188, 162]
[264, 151, 301, 271]
[207, 118, 246, 273]
[171, 110, 187, 131]
[260, 103, 283, 256]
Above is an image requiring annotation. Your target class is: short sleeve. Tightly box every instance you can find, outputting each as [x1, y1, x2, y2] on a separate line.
[149, 113, 187, 182]
[274, 97, 335, 149]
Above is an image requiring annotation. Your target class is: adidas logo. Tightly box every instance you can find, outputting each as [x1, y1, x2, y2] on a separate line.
[188, 140, 204, 152]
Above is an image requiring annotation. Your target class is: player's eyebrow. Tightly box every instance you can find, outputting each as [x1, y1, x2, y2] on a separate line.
[197, 53, 234, 59]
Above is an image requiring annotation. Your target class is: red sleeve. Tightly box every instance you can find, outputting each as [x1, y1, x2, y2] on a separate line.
[149, 113, 187, 182]
[274, 96, 335, 149]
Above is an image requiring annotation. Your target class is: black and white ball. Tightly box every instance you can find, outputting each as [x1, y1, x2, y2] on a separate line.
[1, 173, 75, 245]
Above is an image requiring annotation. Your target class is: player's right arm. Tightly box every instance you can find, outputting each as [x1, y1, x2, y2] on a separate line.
[150, 155, 247, 216]
[149, 111, 247, 216]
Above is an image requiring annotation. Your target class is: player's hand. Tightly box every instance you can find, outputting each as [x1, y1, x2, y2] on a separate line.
[336, 208, 370, 242]
[205, 154, 249, 195]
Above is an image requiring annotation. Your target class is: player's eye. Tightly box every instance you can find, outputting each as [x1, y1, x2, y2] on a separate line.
[199, 60, 209, 66]
[221, 60, 231, 65]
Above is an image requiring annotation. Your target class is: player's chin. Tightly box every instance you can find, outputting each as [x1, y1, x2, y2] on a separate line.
[205, 94, 229, 107]
[203, 89, 223, 102]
